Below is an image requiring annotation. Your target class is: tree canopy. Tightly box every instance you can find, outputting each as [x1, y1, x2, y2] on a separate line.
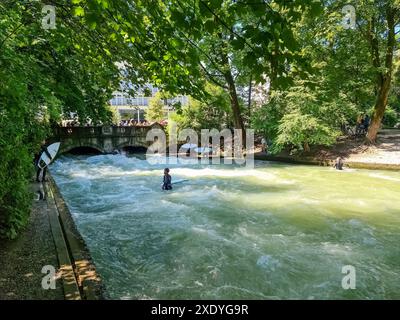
[146, 91, 165, 122]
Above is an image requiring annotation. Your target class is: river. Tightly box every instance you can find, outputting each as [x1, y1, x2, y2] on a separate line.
[50, 154, 400, 299]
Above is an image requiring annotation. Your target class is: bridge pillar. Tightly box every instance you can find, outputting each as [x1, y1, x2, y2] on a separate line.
[103, 138, 114, 153]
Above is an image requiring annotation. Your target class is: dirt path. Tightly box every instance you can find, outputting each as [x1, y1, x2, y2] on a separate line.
[344, 130, 400, 165]
[256, 129, 400, 168]
[0, 183, 64, 300]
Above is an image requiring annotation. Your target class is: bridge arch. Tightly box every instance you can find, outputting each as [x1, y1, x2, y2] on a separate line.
[114, 141, 149, 152]
[63, 145, 104, 155]
[52, 125, 165, 155]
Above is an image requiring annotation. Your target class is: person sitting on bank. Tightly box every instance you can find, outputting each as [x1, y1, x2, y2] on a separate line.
[162, 168, 172, 190]
[334, 157, 344, 171]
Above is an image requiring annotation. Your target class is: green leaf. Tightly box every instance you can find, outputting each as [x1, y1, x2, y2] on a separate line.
[73, 6, 85, 17]
[204, 19, 215, 33]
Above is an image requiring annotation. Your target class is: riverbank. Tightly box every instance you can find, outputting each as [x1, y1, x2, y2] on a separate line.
[0, 179, 104, 300]
[255, 129, 400, 171]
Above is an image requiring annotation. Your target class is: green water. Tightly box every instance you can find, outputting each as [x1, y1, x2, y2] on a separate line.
[50, 155, 400, 299]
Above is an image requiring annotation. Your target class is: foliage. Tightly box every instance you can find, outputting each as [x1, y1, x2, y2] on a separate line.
[107, 105, 121, 125]
[171, 83, 232, 132]
[253, 84, 343, 153]
[0, 0, 120, 238]
[253, 0, 399, 152]
[274, 112, 340, 153]
[250, 92, 285, 142]
[73, 0, 324, 132]
[145, 92, 165, 122]
[382, 107, 399, 127]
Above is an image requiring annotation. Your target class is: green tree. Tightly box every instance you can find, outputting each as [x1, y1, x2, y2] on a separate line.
[275, 112, 339, 153]
[252, 83, 343, 153]
[82, 0, 323, 134]
[171, 83, 232, 132]
[145, 92, 165, 122]
[252, 0, 399, 152]
[352, 0, 400, 142]
[0, 0, 121, 238]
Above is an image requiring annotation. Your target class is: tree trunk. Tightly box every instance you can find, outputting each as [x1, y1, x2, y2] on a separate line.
[224, 71, 245, 133]
[217, 35, 246, 135]
[248, 75, 252, 120]
[365, 6, 396, 144]
[366, 76, 392, 143]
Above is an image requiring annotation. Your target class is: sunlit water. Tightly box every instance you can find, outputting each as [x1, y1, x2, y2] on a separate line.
[50, 154, 400, 299]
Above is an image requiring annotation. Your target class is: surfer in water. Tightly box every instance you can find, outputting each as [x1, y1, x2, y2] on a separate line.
[162, 168, 172, 190]
[334, 157, 344, 171]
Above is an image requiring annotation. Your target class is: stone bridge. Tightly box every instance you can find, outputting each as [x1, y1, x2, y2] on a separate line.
[52, 123, 164, 154]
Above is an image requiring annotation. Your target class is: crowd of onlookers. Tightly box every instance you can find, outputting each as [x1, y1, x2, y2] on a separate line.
[119, 119, 151, 126]
[355, 113, 371, 135]
[59, 118, 168, 127]
[60, 119, 82, 127]
[119, 119, 168, 126]
[340, 113, 372, 137]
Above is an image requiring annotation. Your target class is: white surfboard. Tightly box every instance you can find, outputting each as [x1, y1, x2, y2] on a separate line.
[172, 179, 189, 185]
[38, 142, 60, 169]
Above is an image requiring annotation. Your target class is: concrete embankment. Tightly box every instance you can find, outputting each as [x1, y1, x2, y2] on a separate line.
[255, 154, 400, 171]
[255, 129, 400, 171]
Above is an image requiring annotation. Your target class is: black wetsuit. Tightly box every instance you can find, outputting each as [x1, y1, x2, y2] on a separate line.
[335, 161, 344, 170]
[162, 174, 172, 190]
[35, 145, 50, 182]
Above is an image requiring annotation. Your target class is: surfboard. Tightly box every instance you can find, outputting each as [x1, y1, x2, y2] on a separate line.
[161, 179, 189, 189]
[38, 142, 60, 169]
[172, 179, 189, 185]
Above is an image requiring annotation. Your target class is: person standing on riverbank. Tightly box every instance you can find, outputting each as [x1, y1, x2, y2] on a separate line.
[356, 113, 364, 135]
[34, 142, 49, 182]
[363, 114, 370, 133]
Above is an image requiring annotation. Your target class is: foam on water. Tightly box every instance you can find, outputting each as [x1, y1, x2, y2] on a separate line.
[369, 173, 400, 183]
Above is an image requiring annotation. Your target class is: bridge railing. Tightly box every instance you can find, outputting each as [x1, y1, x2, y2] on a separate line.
[53, 125, 157, 138]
